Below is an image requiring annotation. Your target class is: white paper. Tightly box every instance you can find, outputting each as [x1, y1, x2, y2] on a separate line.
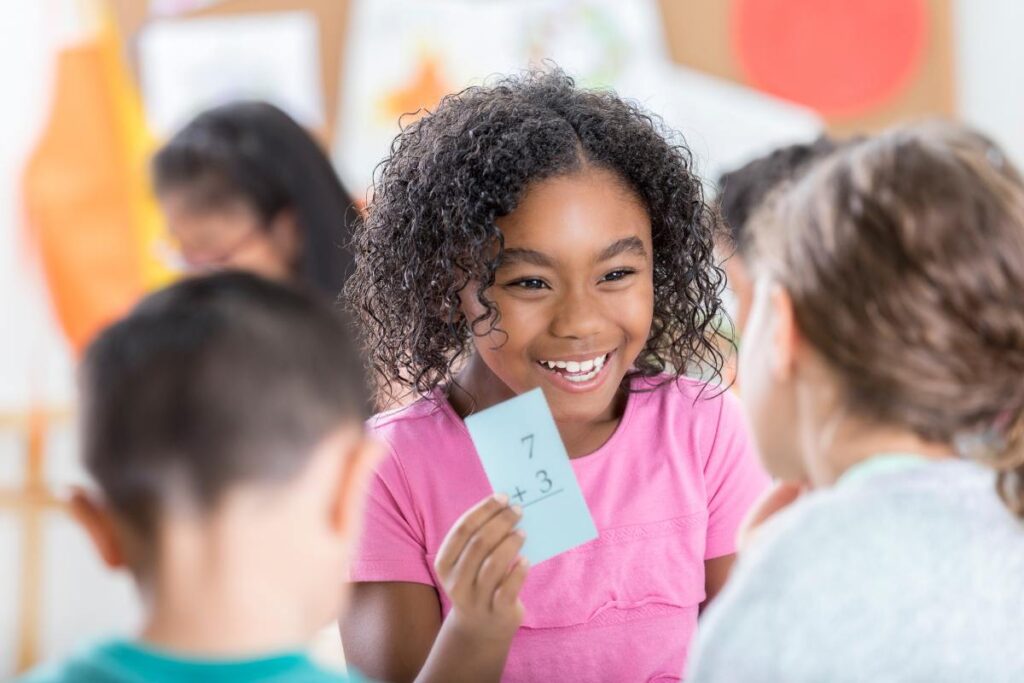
[615, 62, 824, 188]
[138, 11, 324, 136]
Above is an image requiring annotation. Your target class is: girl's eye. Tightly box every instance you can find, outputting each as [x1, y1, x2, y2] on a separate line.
[508, 278, 549, 290]
[601, 269, 636, 282]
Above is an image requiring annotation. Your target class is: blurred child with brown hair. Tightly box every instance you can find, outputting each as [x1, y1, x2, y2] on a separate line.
[21, 272, 380, 683]
[689, 123, 1024, 681]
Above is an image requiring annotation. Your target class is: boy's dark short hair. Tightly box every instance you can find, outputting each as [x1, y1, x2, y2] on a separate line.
[81, 272, 368, 539]
[717, 136, 841, 256]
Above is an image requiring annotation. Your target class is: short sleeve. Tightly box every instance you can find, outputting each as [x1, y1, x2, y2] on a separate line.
[348, 445, 434, 585]
[702, 391, 770, 559]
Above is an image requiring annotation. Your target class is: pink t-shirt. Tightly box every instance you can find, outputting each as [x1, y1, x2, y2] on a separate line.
[350, 375, 768, 682]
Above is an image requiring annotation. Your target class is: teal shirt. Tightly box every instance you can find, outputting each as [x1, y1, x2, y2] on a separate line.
[836, 451, 930, 487]
[19, 640, 372, 683]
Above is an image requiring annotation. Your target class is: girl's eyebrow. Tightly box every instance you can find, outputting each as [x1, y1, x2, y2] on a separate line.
[597, 236, 648, 262]
[500, 237, 648, 267]
[499, 248, 555, 267]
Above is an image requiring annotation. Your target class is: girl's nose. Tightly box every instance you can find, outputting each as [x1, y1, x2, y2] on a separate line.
[549, 288, 603, 340]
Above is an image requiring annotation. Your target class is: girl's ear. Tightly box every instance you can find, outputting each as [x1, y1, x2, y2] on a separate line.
[769, 283, 800, 382]
[69, 488, 127, 570]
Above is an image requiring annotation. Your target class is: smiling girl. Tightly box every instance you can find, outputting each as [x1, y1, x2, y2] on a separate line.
[341, 69, 769, 683]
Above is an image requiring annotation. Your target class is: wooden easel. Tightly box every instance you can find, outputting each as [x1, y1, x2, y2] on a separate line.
[3, 408, 72, 673]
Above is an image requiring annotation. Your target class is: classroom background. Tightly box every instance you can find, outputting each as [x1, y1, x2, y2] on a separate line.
[2, 0, 1023, 677]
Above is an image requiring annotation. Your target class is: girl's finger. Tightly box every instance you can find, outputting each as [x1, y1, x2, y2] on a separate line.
[445, 505, 522, 592]
[493, 556, 529, 610]
[476, 529, 526, 597]
[434, 494, 510, 577]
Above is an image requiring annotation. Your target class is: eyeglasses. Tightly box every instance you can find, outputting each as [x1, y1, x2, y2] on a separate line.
[155, 225, 263, 273]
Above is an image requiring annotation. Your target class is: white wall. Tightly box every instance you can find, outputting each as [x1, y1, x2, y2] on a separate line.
[955, 0, 1024, 166]
[0, 4, 140, 677]
[0, 4, 75, 412]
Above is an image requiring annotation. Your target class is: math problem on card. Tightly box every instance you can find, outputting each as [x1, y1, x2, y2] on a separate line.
[506, 434, 562, 508]
[465, 389, 598, 565]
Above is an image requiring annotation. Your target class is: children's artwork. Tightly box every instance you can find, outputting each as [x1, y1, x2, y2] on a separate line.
[335, 0, 823, 193]
[465, 389, 598, 565]
[137, 11, 324, 136]
[335, 0, 667, 192]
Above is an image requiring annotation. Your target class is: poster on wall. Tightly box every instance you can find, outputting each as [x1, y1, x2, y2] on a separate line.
[137, 11, 325, 137]
[657, 0, 954, 135]
[334, 0, 671, 193]
[335, 0, 821, 193]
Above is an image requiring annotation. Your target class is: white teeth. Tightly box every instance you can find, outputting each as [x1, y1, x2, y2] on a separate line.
[538, 353, 610, 379]
[565, 367, 600, 382]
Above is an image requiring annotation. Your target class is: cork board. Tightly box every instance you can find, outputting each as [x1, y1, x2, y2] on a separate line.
[656, 0, 954, 136]
[112, 0, 351, 145]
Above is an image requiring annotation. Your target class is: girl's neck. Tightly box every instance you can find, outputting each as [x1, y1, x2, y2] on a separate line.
[449, 354, 626, 457]
[449, 354, 517, 415]
[803, 413, 955, 487]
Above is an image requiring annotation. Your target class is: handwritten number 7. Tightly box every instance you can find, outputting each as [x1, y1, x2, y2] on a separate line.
[521, 434, 534, 459]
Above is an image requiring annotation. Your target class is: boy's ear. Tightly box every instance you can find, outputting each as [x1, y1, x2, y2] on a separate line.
[69, 487, 127, 570]
[330, 434, 384, 538]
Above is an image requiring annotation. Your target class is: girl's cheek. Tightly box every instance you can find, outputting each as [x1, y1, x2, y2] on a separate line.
[624, 283, 656, 343]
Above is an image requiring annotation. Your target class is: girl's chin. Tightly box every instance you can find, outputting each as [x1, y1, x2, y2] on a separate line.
[541, 378, 628, 425]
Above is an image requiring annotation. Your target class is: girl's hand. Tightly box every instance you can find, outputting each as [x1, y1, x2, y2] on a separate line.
[737, 480, 805, 552]
[434, 494, 530, 643]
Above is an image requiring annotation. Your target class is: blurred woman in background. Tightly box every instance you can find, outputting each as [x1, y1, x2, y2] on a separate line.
[153, 101, 358, 300]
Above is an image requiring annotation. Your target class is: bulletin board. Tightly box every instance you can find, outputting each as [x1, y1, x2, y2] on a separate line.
[111, 0, 351, 145]
[656, 0, 955, 135]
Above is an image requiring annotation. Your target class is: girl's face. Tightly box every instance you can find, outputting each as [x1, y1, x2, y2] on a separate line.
[460, 167, 654, 425]
[159, 191, 299, 282]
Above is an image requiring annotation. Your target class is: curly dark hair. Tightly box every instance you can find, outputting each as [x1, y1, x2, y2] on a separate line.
[346, 68, 727, 402]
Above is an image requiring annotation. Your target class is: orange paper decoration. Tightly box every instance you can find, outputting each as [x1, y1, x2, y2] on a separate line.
[22, 4, 173, 354]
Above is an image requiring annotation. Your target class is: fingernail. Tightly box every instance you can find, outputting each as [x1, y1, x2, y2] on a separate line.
[515, 529, 526, 539]
[519, 557, 530, 568]
[511, 504, 523, 517]
[494, 493, 509, 505]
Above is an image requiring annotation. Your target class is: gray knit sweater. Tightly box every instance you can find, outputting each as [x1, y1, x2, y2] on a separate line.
[687, 457, 1024, 682]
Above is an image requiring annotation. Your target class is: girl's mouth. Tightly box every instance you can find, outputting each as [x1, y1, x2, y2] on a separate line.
[535, 351, 613, 387]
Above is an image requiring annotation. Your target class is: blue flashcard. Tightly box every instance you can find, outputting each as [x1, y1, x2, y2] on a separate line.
[465, 388, 598, 565]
